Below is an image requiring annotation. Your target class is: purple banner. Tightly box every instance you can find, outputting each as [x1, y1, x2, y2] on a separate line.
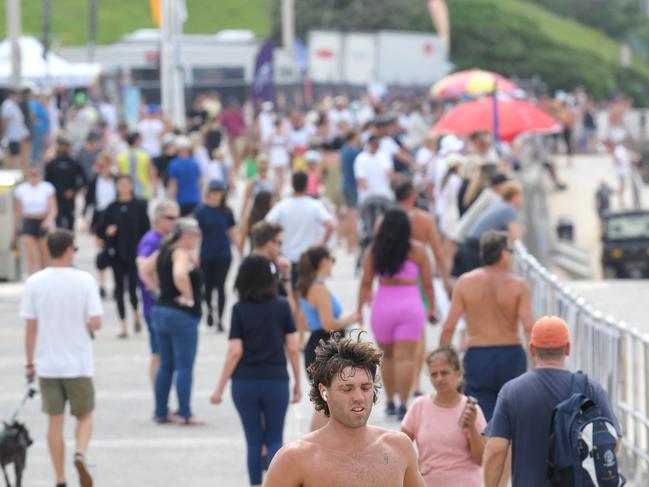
[253, 40, 275, 102]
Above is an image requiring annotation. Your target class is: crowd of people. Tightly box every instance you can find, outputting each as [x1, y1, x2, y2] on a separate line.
[7, 85, 627, 487]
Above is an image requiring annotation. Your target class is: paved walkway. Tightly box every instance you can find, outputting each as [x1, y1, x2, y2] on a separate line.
[0, 230, 445, 486]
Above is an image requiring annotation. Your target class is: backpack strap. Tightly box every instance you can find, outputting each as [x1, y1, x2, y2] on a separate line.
[571, 371, 588, 396]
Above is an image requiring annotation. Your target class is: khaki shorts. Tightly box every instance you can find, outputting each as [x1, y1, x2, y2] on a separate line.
[39, 377, 95, 416]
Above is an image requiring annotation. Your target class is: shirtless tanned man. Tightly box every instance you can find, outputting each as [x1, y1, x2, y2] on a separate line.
[439, 230, 533, 422]
[264, 334, 425, 487]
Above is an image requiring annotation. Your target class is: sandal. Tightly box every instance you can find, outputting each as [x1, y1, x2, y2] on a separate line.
[74, 452, 93, 487]
[181, 416, 206, 426]
[153, 416, 182, 425]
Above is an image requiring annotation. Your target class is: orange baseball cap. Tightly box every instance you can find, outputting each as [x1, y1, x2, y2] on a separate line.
[530, 316, 570, 349]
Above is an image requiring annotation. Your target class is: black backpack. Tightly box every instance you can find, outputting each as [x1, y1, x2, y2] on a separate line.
[547, 372, 624, 486]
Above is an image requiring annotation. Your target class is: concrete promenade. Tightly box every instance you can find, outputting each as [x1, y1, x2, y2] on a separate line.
[0, 232, 444, 486]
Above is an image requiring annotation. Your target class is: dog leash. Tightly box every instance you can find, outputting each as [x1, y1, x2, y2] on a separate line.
[10, 380, 38, 423]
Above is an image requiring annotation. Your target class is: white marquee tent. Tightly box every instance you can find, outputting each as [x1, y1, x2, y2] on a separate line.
[0, 36, 101, 88]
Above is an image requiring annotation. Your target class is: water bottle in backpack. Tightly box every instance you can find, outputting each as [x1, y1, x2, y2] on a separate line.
[547, 372, 624, 486]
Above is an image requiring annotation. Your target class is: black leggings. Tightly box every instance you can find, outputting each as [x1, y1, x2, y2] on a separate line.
[201, 255, 232, 321]
[56, 198, 75, 230]
[111, 258, 139, 320]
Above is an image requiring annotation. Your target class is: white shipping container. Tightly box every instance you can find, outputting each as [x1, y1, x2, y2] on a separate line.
[308, 31, 343, 83]
[376, 31, 451, 85]
[342, 33, 376, 85]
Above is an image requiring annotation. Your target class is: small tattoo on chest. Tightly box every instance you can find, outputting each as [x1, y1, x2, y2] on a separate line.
[384, 453, 389, 464]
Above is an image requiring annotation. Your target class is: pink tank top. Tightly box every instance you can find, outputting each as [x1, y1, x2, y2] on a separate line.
[379, 259, 419, 280]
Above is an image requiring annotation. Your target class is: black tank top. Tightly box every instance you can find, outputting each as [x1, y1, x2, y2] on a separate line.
[157, 247, 203, 317]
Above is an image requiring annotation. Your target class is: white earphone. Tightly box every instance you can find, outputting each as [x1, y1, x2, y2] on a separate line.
[322, 391, 328, 401]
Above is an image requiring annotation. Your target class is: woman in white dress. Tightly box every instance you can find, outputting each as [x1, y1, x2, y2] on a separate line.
[435, 154, 465, 270]
[267, 119, 290, 194]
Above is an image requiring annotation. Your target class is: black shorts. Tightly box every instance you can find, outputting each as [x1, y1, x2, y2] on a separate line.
[304, 330, 331, 374]
[8, 140, 21, 156]
[21, 218, 47, 238]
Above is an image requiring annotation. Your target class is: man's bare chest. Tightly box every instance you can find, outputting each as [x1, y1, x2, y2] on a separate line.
[302, 448, 406, 487]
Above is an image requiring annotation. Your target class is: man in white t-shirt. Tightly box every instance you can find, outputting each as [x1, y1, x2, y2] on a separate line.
[1, 89, 28, 169]
[354, 134, 394, 204]
[265, 171, 335, 279]
[137, 107, 166, 158]
[21, 229, 103, 487]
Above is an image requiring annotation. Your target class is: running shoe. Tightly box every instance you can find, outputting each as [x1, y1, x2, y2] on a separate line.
[74, 452, 93, 487]
[99, 287, 106, 299]
[397, 405, 407, 421]
[385, 401, 396, 417]
[207, 314, 214, 327]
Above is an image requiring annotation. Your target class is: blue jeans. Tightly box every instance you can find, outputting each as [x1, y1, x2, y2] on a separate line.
[232, 379, 289, 485]
[153, 305, 200, 419]
[144, 314, 159, 354]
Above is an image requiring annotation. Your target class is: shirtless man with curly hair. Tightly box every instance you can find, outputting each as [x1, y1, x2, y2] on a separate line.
[264, 333, 425, 487]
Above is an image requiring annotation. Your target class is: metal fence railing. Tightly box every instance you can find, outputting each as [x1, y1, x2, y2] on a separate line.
[513, 242, 649, 483]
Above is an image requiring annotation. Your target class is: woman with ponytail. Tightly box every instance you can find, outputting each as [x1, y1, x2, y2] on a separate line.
[152, 217, 205, 425]
[296, 245, 358, 430]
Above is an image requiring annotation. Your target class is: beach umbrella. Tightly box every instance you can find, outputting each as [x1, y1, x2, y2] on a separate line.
[430, 69, 519, 99]
[432, 97, 560, 142]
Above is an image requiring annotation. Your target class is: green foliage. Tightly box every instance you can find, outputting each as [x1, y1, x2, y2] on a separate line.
[0, 0, 271, 46]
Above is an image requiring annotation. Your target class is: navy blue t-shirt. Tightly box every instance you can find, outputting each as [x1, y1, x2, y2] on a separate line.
[340, 144, 361, 191]
[168, 157, 201, 206]
[229, 297, 296, 381]
[194, 204, 235, 260]
[484, 368, 622, 487]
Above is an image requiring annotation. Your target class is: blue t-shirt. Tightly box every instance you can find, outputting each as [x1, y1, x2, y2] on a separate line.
[30, 100, 49, 135]
[168, 157, 201, 206]
[229, 297, 296, 381]
[340, 144, 361, 191]
[484, 368, 622, 487]
[194, 204, 235, 260]
[467, 201, 517, 240]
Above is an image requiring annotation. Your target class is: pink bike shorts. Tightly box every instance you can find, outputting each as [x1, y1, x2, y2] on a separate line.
[370, 285, 426, 344]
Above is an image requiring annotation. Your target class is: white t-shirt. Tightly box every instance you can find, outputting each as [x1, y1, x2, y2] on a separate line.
[289, 127, 312, 151]
[1, 98, 26, 141]
[354, 150, 394, 203]
[95, 177, 116, 211]
[137, 118, 165, 157]
[613, 144, 632, 175]
[265, 195, 334, 262]
[14, 181, 55, 216]
[20, 267, 103, 378]
[258, 112, 276, 143]
[379, 136, 400, 159]
[99, 102, 118, 132]
[415, 146, 435, 170]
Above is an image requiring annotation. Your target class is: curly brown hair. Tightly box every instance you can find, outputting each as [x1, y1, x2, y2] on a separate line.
[307, 332, 383, 417]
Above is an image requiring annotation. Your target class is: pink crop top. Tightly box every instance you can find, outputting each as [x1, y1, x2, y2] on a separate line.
[379, 259, 419, 280]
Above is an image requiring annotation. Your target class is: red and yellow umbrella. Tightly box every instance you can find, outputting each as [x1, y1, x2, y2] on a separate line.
[432, 98, 560, 142]
[431, 69, 519, 99]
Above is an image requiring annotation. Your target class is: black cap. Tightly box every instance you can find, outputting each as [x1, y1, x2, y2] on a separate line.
[367, 134, 380, 143]
[491, 173, 509, 186]
[56, 136, 71, 146]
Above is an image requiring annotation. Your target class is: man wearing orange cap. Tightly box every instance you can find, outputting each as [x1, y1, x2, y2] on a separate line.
[482, 316, 622, 487]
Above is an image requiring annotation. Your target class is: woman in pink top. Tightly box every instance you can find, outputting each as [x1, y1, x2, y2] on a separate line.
[401, 347, 486, 486]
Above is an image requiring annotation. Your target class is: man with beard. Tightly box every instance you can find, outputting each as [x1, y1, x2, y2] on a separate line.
[264, 334, 425, 487]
